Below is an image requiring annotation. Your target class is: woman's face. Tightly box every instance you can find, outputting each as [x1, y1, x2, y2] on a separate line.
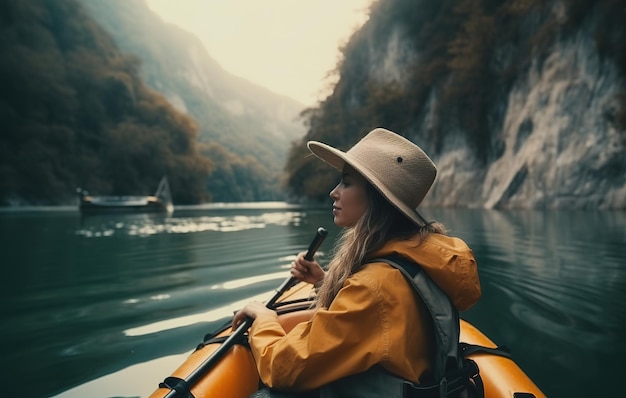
[329, 164, 368, 228]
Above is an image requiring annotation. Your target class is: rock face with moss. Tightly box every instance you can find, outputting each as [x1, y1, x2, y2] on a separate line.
[432, 21, 625, 209]
[285, 0, 626, 209]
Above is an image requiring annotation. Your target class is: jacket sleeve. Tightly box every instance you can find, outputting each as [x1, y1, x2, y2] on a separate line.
[248, 272, 389, 391]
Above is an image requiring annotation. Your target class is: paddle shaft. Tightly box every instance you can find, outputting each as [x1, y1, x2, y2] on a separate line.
[267, 226, 327, 307]
[162, 227, 327, 397]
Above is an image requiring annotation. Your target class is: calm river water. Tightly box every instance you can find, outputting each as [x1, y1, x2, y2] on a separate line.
[1, 204, 624, 398]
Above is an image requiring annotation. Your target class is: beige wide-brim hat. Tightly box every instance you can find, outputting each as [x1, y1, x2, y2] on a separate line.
[307, 128, 437, 226]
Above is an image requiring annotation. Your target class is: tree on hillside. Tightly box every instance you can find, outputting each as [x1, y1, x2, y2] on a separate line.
[0, 0, 214, 205]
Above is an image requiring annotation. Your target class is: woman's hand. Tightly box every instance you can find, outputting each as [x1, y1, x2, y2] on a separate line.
[290, 251, 325, 285]
[231, 302, 276, 329]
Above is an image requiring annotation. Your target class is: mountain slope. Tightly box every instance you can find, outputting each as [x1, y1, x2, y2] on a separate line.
[79, 0, 306, 201]
[0, 0, 213, 205]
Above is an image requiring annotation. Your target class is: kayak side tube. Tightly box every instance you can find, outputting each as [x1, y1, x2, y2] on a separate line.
[150, 282, 546, 398]
[149, 286, 315, 398]
[459, 320, 546, 398]
[150, 329, 259, 398]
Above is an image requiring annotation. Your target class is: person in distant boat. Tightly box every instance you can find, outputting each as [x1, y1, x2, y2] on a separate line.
[232, 128, 482, 397]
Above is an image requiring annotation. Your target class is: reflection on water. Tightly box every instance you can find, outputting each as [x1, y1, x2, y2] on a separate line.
[124, 290, 273, 337]
[429, 209, 626, 398]
[1, 206, 624, 398]
[76, 210, 305, 237]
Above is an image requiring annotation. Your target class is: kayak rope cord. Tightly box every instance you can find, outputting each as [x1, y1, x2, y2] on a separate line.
[159, 376, 195, 398]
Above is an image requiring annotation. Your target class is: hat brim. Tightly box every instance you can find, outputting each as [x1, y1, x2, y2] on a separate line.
[307, 141, 426, 227]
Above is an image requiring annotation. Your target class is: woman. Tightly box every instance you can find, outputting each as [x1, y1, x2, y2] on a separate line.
[232, 128, 481, 397]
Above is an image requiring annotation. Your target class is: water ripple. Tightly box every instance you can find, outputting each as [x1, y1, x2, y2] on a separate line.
[75, 211, 305, 238]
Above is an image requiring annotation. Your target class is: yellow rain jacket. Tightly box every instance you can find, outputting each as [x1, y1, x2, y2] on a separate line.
[248, 233, 481, 391]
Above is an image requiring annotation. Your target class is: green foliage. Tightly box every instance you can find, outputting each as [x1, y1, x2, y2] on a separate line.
[78, 0, 304, 202]
[0, 0, 213, 205]
[201, 143, 283, 202]
[284, 0, 626, 201]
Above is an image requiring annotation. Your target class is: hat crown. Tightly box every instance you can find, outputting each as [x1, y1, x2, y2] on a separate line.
[346, 129, 436, 208]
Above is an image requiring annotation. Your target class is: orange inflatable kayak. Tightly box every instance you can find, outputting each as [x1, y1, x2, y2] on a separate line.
[150, 281, 546, 398]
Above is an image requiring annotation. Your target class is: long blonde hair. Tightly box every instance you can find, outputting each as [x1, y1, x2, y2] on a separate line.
[315, 183, 446, 308]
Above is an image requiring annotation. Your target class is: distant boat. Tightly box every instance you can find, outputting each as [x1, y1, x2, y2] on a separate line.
[77, 177, 173, 214]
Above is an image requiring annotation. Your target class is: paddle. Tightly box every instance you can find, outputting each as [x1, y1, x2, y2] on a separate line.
[267, 226, 328, 307]
[161, 226, 328, 398]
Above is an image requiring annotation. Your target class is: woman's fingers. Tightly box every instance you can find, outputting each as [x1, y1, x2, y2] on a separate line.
[291, 259, 312, 283]
[290, 254, 308, 281]
[231, 303, 255, 328]
[291, 259, 324, 285]
[291, 260, 307, 274]
[231, 310, 246, 329]
[232, 302, 276, 329]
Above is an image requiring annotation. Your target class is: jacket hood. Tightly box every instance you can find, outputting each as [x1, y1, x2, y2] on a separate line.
[371, 233, 481, 311]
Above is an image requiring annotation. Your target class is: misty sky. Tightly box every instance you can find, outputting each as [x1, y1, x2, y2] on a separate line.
[145, 0, 373, 106]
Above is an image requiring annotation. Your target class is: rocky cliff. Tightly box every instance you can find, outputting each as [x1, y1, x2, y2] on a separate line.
[427, 4, 625, 209]
[286, 0, 626, 209]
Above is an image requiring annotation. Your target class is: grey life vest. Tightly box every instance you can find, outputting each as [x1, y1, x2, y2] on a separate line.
[251, 255, 514, 398]
[376, 255, 462, 380]
[320, 255, 476, 398]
